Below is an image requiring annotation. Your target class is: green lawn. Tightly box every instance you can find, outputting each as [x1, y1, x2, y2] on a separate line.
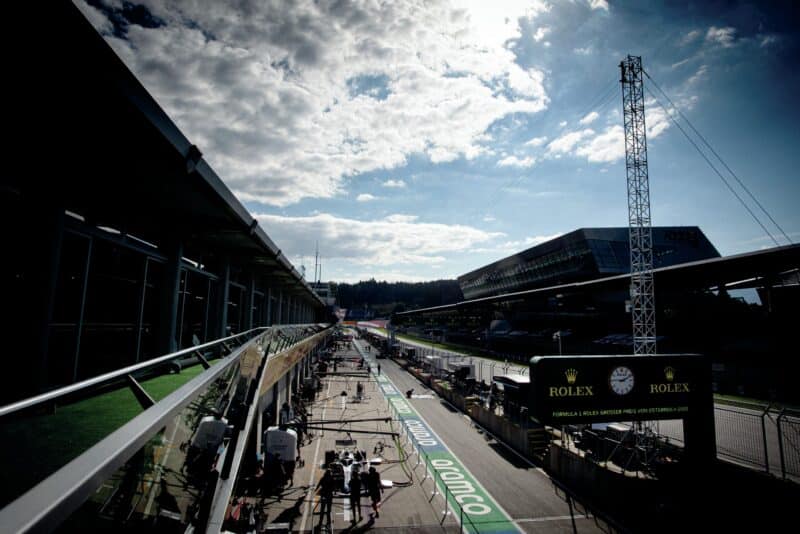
[0, 363, 209, 507]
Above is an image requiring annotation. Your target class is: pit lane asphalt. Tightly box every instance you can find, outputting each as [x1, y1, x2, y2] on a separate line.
[360, 343, 604, 534]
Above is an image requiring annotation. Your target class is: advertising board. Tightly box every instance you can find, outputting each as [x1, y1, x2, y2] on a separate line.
[529, 354, 708, 425]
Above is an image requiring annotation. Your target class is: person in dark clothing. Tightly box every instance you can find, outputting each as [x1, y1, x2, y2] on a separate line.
[349, 471, 363, 522]
[316, 468, 335, 526]
[367, 466, 383, 518]
[272, 453, 287, 495]
[377, 364, 381, 376]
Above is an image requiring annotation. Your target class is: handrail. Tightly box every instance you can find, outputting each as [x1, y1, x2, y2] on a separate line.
[0, 333, 257, 534]
[0, 327, 267, 418]
[0, 324, 330, 533]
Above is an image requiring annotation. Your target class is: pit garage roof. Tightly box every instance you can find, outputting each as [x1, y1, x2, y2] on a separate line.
[396, 243, 800, 317]
[7, 2, 321, 304]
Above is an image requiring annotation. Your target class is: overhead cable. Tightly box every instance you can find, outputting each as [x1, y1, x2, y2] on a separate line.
[644, 70, 792, 245]
[644, 85, 781, 247]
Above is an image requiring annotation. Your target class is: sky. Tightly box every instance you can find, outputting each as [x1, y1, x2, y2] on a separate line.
[78, 0, 800, 283]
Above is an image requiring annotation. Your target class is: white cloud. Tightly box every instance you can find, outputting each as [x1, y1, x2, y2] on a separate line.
[382, 179, 406, 188]
[671, 57, 692, 70]
[587, 0, 609, 11]
[500, 188, 560, 198]
[482, 215, 496, 222]
[578, 111, 599, 125]
[451, 0, 550, 49]
[679, 29, 701, 46]
[558, 120, 568, 128]
[574, 46, 592, 55]
[330, 271, 433, 283]
[384, 214, 418, 223]
[574, 125, 624, 163]
[85, 0, 550, 207]
[74, 1, 114, 34]
[533, 27, 551, 42]
[254, 212, 504, 266]
[497, 155, 536, 168]
[687, 64, 708, 85]
[524, 136, 547, 147]
[760, 35, 778, 48]
[554, 104, 671, 164]
[547, 129, 594, 155]
[473, 232, 563, 254]
[706, 26, 737, 48]
[356, 193, 377, 202]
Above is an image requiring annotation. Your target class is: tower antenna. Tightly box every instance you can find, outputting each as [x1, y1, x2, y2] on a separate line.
[621, 55, 657, 355]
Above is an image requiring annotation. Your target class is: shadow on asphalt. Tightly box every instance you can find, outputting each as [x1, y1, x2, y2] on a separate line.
[439, 400, 458, 413]
[487, 441, 532, 469]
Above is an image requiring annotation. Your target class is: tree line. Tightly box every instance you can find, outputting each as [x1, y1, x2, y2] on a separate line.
[330, 279, 463, 315]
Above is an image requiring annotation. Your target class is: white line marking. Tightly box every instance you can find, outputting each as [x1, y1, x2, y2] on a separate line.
[355, 342, 522, 534]
[515, 515, 592, 523]
[299, 378, 332, 532]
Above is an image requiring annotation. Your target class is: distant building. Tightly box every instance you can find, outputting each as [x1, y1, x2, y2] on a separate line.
[458, 227, 719, 300]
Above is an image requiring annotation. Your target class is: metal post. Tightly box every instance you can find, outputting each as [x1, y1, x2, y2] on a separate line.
[777, 409, 786, 479]
[244, 273, 255, 330]
[567, 494, 578, 534]
[761, 406, 770, 473]
[218, 260, 230, 338]
[176, 269, 188, 348]
[160, 240, 183, 354]
[266, 286, 272, 326]
[72, 237, 93, 382]
[134, 257, 149, 363]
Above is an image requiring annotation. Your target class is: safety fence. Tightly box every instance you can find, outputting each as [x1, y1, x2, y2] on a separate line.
[631, 403, 800, 483]
[384, 397, 482, 533]
[0, 324, 330, 533]
[387, 333, 800, 485]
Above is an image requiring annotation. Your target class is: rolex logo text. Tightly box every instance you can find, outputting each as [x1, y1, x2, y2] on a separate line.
[549, 368, 593, 397]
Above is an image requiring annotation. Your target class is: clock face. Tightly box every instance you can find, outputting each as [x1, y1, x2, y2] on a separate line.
[609, 366, 634, 395]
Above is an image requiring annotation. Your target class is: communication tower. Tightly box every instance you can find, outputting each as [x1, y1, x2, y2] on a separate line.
[620, 55, 657, 355]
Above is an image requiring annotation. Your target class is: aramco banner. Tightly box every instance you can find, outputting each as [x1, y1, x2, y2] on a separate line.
[529, 354, 708, 425]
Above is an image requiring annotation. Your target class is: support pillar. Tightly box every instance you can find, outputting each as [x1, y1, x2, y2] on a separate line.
[160, 240, 183, 354]
[266, 287, 273, 326]
[218, 260, 230, 338]
[244, 273, 255, 331]
[30, 204, 65, 394]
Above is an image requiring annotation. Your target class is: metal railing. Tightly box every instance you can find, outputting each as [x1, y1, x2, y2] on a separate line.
[385, 399, 480, 533]
[0, 323, 328, 533]
[629, 403, 800, 482]
[0, 327, 267, 419]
